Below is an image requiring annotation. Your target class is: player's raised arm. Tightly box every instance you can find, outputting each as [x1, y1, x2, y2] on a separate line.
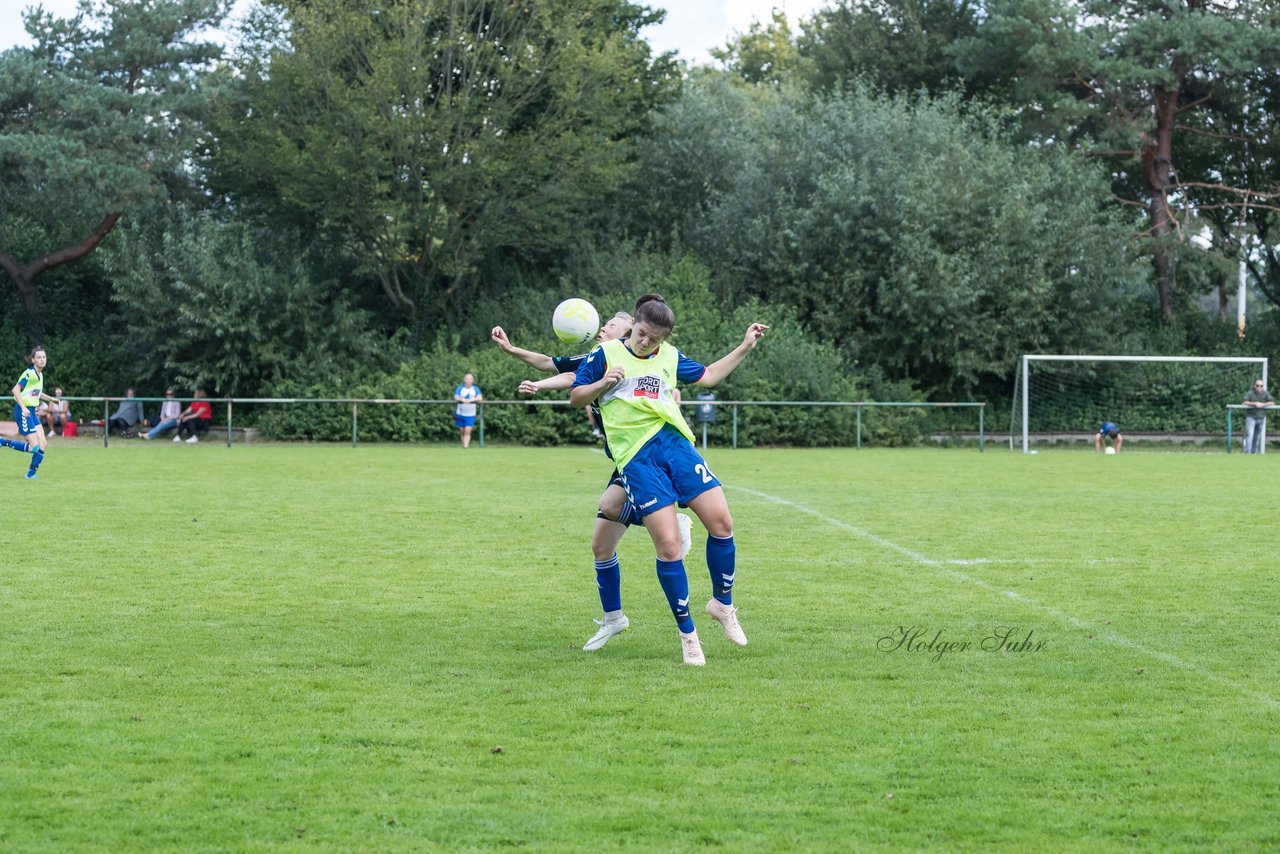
[491, 326, 556, 373]
[521, 372, 576, 396]
[697, 323, 769, 387]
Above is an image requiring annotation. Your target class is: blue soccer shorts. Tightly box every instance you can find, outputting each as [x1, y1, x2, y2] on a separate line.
[619, 426, 720, 519]
[453, 414, 476, 428]
[13, 403, 39, 436]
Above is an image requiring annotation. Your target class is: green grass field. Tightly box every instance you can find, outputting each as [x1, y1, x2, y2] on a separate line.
[2, 441, 1278, 851]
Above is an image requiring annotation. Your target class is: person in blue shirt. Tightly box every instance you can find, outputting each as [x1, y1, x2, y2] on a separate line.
[1095, 421, 1123, 453]
[452, 373, 484, 448]
[571, 294, 768, 665]
[2, 346, 58, 479]
[491, 314, 695, 652]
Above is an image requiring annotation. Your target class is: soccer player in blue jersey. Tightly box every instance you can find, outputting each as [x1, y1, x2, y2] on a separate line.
[452, 373, 484, 448]
[492, 314, 695, 651]
[571, 295, 767, 665]
[3, 346, 58, 479]
[1095, 421, 1122, 453]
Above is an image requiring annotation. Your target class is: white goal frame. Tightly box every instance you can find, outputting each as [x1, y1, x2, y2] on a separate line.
[1015, 355, 1269, 453]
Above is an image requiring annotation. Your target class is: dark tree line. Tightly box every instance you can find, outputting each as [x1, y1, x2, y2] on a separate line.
[3, 0, 1280, 407]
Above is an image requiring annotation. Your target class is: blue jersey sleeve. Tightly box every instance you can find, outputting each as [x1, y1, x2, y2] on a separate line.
[552, 354, 586, 374]
[573, 348, 607, 387]
[676, 351, 706, 384]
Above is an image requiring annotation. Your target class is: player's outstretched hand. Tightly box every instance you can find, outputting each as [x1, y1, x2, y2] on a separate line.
[490, 326, 511, 349]
[742, 323, 769, 348]
[518, 380, 540, 397]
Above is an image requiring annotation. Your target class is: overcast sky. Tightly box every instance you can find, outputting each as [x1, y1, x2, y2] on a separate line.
[0, 0, 830, 65]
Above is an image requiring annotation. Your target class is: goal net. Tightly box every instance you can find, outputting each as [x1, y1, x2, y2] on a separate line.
[1010, 355, 1268, 452]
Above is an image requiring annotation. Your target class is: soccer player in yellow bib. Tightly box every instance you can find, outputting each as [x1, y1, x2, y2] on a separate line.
[571, 294, 768, 665]
[3, 346, 58, 479]
[493, 313, 697, 652]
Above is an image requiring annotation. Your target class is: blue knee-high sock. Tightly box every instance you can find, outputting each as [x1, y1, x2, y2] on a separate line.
[655, 558, 694, 633]
[0, 437, 30, 452]
[594, 554, 622, 613]
[29, 447, 44, 475]
[707, 534, 736, 605]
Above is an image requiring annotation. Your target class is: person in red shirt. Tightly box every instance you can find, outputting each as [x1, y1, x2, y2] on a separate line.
[175, 388, 213, 443]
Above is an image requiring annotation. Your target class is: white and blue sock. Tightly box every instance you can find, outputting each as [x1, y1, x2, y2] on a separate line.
[0, 437, 30, 452]
[656, 558, 694, 633]
[707, 533, 736, 605]
[594, 555, 622, 613]
[28, 447, 44, 476]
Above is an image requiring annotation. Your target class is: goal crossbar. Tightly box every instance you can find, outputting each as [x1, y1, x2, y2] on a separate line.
[1016, 355, 1268, 453]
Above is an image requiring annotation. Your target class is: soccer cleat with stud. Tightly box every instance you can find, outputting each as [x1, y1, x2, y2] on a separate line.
[677, 513, 693, 560]
[706, 599, 748, 646]
[679, 629, 705, 665]
[583, 614, 630, 651]
[25, 470, 37, 480]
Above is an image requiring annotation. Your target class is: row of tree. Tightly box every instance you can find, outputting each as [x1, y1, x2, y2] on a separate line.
[2, 0, 1280, 422]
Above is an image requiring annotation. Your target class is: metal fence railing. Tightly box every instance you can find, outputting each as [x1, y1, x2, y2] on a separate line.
[1226, 404, 1271, 454]
[51, 396, 987, 450]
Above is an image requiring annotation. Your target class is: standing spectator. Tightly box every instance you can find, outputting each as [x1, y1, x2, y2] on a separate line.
[453, 373, 483, 448]
[175, 389, 212, 443]
[1095, 421, 1123, 453]
[1242, 379, 1275, 454]
[108, 388, 146, 437]
[140, 387, 184, 440]
[39, 387, 70, 436]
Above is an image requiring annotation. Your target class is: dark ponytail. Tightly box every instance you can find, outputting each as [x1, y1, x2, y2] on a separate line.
[632, 294, 675, 333]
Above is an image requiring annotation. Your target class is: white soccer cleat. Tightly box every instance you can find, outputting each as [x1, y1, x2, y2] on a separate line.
[677, 512, 693, 560]
[583, 613, 629, 651]
[679, 628, 705, 665]
[186, 436, 199, 443]
[706, 599, 748, 646]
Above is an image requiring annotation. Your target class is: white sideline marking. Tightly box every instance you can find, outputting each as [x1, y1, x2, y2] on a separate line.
[729, 484, 1280, 710]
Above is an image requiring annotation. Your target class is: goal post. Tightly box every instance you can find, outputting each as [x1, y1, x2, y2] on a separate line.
[1012, 355, 1269, 453]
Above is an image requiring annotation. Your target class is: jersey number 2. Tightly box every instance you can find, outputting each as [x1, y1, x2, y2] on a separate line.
[694, 463, 715, 484]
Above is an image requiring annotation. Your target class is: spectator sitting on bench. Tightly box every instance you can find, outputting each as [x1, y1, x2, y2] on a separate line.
[108, 388, 146, 438]
[175, 388, 212, 443]
[39, 387, 71, 436]
[141, 387, 184, 441]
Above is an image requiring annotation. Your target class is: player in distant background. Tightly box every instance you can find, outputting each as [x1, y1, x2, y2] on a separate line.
[571, 294, 768, 665]
[452, 373, 483, 448]
[2, 345, 57, 479]
[1095, 421, 1123, 453]
[492, 314, 694, 652]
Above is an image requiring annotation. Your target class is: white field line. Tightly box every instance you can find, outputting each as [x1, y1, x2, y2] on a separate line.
[729, 484, 1280, 710]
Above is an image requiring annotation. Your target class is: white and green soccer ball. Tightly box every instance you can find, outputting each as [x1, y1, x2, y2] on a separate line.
[552, 298, 600, 348]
